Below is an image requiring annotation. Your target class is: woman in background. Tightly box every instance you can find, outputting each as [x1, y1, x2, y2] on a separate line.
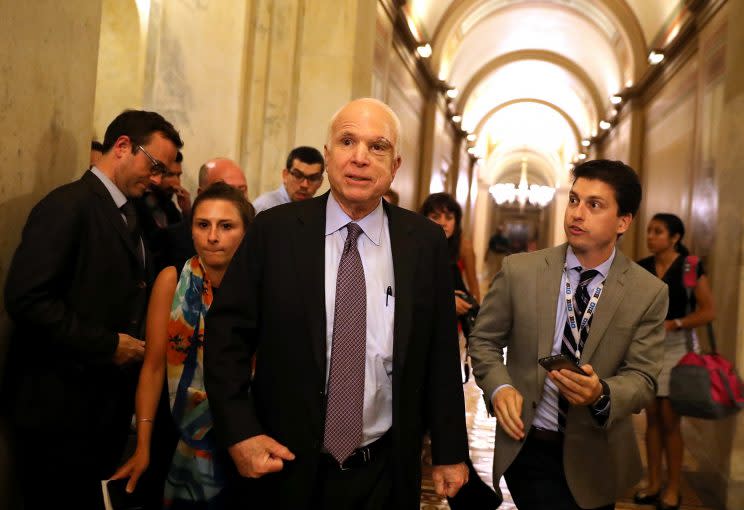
[113, 182, 254, 509]
[419, 193, 480, 316]
[635, 213, 715, 510]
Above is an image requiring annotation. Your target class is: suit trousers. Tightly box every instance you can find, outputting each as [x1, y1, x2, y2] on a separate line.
[504, 429, 615, 510]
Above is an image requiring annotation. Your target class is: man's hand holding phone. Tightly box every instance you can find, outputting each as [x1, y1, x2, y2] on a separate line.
[540, 354, 602, 406]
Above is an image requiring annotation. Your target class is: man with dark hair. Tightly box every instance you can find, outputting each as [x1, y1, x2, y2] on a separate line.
[135, 150, 191, 271]
[91, 140, 104, 167]
[252, 145, 324, 213]
[470, 159, 668, 510]
[4, 109, 182, 509]
[382, 188, 399, 206]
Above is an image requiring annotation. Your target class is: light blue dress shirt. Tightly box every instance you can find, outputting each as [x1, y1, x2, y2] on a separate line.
[324, 193, 395, 446]
[531, 246, 615, 431]
[252, 184, 290, 214]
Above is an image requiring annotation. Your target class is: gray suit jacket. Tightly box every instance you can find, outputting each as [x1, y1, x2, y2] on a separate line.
[469, 244, 668, 508]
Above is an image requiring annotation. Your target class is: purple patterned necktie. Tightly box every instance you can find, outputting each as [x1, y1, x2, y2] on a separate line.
[323, 222, 367, 464]
[558, 268, 599, 432]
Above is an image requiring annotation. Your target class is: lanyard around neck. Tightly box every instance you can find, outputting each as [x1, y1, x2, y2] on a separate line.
[563, 264, 604, 360]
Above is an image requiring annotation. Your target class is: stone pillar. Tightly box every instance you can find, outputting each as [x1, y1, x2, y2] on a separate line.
[710, 0, 744, 506]
[239, 0, 376, 200]
[0, 1, 102, 506]
[143, 0, 251, 192]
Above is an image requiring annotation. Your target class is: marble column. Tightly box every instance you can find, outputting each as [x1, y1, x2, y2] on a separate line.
[710, 0, 744, 506]
[239, 0, 377, 200]
[0, 1, 102, 506]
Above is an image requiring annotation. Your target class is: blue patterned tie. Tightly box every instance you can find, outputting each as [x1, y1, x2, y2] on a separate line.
[557, 268, 599, 432]
[323, 223, 366, 463]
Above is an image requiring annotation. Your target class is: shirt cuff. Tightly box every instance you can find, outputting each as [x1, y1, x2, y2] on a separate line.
[491, 384, 514, 403]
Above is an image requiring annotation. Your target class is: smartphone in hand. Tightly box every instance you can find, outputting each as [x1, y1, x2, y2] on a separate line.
[538, 354, 586, 375]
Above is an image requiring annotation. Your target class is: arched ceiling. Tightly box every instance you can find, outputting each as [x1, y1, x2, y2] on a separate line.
[403, 0, 682, 187]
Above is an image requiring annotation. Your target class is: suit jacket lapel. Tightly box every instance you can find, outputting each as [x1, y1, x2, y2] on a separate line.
[386, 203, 415, 371]
[292, 194, 329, 377]
[581, 250, 629, 363]
[536, 244, 567, 390]
[83, 170, 141, 264]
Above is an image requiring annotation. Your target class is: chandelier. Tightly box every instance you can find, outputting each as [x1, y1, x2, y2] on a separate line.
[488, 158, 555, 208]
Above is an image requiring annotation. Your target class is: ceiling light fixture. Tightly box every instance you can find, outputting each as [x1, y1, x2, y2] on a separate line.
[467, 133, 477, 142]
[581, 139, 591, 147]
[416, 44, 432, 58]
[488, 158, 555, 208]
[648, 50, 665, 65]
[610, 95, 623, 105]
[599, 120, 611, 130]
[446, 87, 459, 99]
[452, 115, 462, 123]
[578, 153, 587, 160]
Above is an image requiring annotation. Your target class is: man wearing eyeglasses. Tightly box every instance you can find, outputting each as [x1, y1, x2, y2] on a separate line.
[253, 146, 325, 213]
[4, 109, 183, 509]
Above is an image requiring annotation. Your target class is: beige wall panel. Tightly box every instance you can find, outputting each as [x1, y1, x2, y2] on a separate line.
[240, 0, 271, 199]
[256, 1, 301, 196]
[387, 52, 424, 210]
[639, 58, 698, 258]
[429, 107, 453, 196]
[145, 0, 249, 193]
[602, 112, 631, 163]
[0, 2, 103, 505]
[640, 92, 696, 257]
[93, 0, 145, 141]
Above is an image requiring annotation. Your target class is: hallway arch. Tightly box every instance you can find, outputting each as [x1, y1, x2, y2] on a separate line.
[455, 49, 605, 129]
[430, 0, 648, 87]
[472, 99, 584, 153]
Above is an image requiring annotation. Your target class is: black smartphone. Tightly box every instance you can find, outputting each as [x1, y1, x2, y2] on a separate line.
[538, 354, 585, 375]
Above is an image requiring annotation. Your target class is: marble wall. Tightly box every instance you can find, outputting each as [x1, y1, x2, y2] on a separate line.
[372, 0, 428, 210]
[93, 0, 146, 140]
[0, 2, 103, 505]
[144, 0, 250, 193]
[240, 0, 377, 202]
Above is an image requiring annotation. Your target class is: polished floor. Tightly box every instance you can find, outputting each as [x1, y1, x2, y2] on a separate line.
[420, 358, 722, 509]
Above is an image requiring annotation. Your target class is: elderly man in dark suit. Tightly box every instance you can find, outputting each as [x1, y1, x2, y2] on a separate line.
[3, 110, 183, 510]
[205, 98, 468, 510]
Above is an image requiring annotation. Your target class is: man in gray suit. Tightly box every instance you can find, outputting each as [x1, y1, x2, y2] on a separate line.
[470, 159, 668, 510]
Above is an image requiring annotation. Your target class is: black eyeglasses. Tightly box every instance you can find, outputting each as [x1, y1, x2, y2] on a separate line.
[288, 167, 323, 183]
[137, 145, 168, 176]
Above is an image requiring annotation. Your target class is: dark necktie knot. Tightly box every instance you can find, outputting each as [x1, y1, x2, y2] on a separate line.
[575, 268, 599, 289]
[120, 201, 144, 267]
[120, 201, 138, 234]
[344, 223, 363, 250]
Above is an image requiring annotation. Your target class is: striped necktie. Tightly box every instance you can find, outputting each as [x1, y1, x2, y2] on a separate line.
[557, 268, 599, 432]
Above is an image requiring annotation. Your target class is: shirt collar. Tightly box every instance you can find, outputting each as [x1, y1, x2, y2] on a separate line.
[278, 184, 290, 202]
[91, 166, 128, 208]
[565, 245, 615, 278]
[325, 192, 384, 246]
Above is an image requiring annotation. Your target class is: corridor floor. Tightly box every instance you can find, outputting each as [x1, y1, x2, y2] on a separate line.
[420, 370, 722, 509]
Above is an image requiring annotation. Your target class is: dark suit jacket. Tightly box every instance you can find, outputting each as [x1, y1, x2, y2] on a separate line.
[154, 219, 195, 272]
[134, 190, 186, 272]
[204, 192, 468, 509]
[3, 170, 152, 466]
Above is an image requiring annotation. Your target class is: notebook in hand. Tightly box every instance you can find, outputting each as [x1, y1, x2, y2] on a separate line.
[101, 479, 145, 510]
